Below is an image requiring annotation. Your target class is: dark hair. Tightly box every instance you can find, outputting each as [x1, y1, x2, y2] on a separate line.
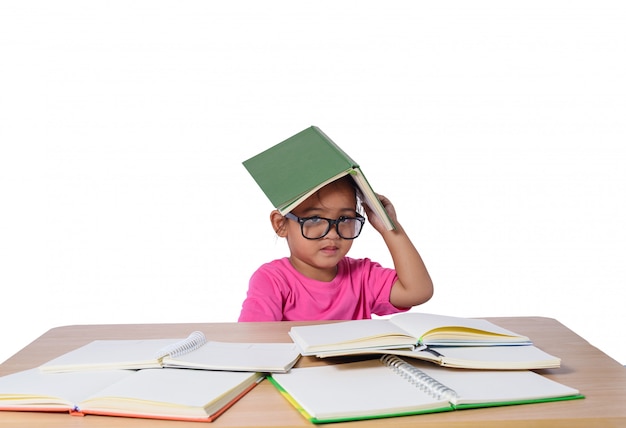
[313, 175, 364, 215]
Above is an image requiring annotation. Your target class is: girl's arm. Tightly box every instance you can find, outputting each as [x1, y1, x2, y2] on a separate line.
[364, 194, 434, 309]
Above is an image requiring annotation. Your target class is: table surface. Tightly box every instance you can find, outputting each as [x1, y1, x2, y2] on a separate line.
[1, 317, 625, 427]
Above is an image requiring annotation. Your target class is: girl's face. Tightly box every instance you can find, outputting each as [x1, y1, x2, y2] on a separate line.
[283, 179, 358, 282]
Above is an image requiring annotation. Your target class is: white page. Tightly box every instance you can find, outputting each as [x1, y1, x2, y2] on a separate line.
[271, 360, 450, 420]
[164, 341, 300, 372]
[79, 368, 262, 414]
[39, 339, 178, 372]
[289, 319, 415, 355]
[433, 345, 560, 368]
[0, 368, 133, 408]
[418, 366, 580, 405]
[316, 344, 560, 370]
[389, 313, 530, 344]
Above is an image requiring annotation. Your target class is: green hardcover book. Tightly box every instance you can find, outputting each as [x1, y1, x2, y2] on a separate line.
[243, 126, 395, 230]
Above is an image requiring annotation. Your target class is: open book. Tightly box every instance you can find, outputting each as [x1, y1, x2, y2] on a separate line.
[316, 343, 561, 370]
[269, 356, 583, 424]
[40, 331, 300, 373]
[289, 312, 531, 356]
[0, 367, 263, 422]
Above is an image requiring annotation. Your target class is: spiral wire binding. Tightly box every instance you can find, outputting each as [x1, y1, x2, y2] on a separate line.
[154, 331, 207, 359]
[380, 355, 459, 402]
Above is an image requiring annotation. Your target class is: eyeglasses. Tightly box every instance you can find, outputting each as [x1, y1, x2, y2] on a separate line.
[284, 212, 365, 240]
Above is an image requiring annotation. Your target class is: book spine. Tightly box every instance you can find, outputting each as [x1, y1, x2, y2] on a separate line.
[311, 126, 359, 168]
[380, 355, 458, 402]
[154, 331, 207, 359]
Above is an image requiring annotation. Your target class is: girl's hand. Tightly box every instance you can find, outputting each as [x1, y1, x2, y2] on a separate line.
[364, 194, 398, 233]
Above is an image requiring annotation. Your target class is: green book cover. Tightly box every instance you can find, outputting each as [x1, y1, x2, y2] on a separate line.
[243, 126, 395, 230]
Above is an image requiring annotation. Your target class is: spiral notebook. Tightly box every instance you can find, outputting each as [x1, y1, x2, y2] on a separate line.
[269, 356, 583, 423]
[40, 331, 300, 373]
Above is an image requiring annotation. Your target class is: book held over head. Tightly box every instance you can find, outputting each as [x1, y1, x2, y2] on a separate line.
[243, 125, 396, 230]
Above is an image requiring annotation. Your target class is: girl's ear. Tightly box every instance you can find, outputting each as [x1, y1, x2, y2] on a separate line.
[270, 210, 288, 237]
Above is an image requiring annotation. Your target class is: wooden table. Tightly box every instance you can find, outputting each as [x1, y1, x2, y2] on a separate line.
[1, 317, 625, 427]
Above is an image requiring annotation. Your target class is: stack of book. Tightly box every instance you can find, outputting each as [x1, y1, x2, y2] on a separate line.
[288, 312, 562, 370]
[273, 312, 583, 423]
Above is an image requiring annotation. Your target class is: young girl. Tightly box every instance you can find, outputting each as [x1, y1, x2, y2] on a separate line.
[238, 175, 433, 321]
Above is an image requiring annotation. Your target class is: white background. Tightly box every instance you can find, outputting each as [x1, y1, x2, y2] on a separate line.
[1, 1, 624, 365]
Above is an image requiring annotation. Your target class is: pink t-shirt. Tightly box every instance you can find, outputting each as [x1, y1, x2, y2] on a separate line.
[238, 257, 406, 322]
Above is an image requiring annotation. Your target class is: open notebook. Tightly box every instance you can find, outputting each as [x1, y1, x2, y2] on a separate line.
[40, 331, 300, 373]
[315, 343, 561, 370]
[289, 312, 532, 357]
[0, 367, 263, 422]
[269, 356, 583, 424]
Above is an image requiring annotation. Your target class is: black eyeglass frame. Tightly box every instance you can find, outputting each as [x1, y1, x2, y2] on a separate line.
[284, 212, 366, 240]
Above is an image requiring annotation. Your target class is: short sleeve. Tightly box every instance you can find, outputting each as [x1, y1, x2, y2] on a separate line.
[238, 268, 285, 322]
